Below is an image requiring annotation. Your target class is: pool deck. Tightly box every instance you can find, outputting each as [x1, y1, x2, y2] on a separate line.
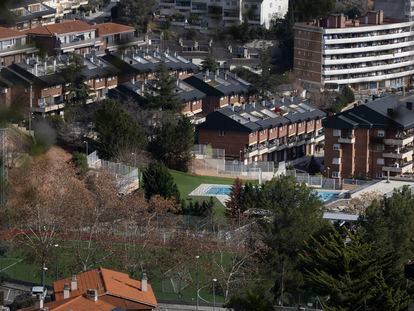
[189, 184, 230, 205]
[351, 180, 414, 199]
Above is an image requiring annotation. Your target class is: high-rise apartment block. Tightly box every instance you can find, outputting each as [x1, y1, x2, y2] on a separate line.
[294, 8, 414, 94]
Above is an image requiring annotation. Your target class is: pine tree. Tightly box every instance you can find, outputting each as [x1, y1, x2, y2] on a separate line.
[226, 178, 244, 218]
[301, 229, 409, 310]
[148, 116, 194, 171]
[142, 162, 180, 201]
[95, 99, 147, 160]
[201, 54, 218, 72]
[145, 62, 183, 112]
[116, 0, 155, 34]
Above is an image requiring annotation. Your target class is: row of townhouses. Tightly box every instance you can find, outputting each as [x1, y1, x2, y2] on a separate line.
[159, 0, 288, 29]
[294, 0, 414, 94]
[198, 97, 325, 163]
[3, 0, 89, 30]
[324, 95, 414, 179]
[0, 20, 145, 68]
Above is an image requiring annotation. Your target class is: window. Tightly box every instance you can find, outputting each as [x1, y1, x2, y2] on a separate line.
[377, 130, 385, 137]
[332, 171, 341, 178]
[333, 129, 341, 137]
[219, 130, 225, 136]
[333, 144, 340, 150]
[376, 144, 385, 151]
[332, 158, 341, 165]
[377, 158, 385, 165]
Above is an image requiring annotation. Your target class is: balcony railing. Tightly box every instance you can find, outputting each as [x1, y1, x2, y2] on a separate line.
[383, 148, 413, 159]
[383, 134, 414, 146]
[338, 135, 355, 144]
[382, 161, 413, 174]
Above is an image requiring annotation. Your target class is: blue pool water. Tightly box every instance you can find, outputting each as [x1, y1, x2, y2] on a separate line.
[205, 185, 341, 202]
[206, 186, 232, 195]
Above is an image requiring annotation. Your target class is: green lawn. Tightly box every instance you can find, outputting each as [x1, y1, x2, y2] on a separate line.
[170, 170, 237, 216]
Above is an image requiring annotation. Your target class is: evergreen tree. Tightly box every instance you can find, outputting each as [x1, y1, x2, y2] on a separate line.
[145, 62, 183, 111]
[307, 155, 321, 175]
[142, 162, 180, 201]
[148, 116, 194, 171]
[301, 229, 409, 310]
[226, 178, 244, 218]
[201, 54, 219, 72]
[181, 197, 214, 217]
[61, 53, 92, 109]
[95, 99, 147, 160]
[116, 0, 155, 34]
[227, 286, 274, 311]
[258, 175, 326, 304]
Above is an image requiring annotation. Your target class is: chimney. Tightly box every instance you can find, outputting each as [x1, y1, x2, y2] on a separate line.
[242, 103, 246, 110]
[71, 275, 78, 291]
[176, 79, 179, 87]
[281, 97, 284, 104]
[262, 100, 266, 107]
[44, 61, 47, 72]
[141, 273, 148, 292]
[35, 63, 38, 76]
[63, 283, 70, 299]
[387, 108, 394, 116]
[53, 59, 56, 72]
[290, 96, 294, 103]
[407, 102, 413, 110]
[224, 72, 228, 80]
[35, 294, 44, 309]
[206, 69, 210, 77]
[86, 289, 98, 302]
[141, 83, 145, 93]
[252, 101, 256, 108]
[26, 58, 29, 65]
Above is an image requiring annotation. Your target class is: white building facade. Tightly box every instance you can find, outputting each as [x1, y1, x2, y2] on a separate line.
[159, 0, 288, 29]
[294, 11, 414, 94]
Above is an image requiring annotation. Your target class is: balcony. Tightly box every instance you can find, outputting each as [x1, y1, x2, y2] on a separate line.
[382, 161, 413, 174]
[383, 134, 414, 146]
[338, 135, 355, 144]
[59, 38, 102, 52]
[0, 43, 37, 56]
[383, 148, 413, 159]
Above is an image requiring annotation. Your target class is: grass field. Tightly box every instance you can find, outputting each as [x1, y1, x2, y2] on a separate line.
[170, 170, 237, 216]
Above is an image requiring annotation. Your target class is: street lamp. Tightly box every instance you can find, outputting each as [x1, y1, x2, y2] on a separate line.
[195, 255, 200, 311]
[212, 278, 217, 311]
[83, 140, 88, 156]
[41, 264, 48, 289]
[54, 244, 59, 281]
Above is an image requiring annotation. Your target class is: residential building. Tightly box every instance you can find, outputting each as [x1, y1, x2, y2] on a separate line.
[0, 53, 120, 115]
[102, 48, 199, 83]
[198, 97, 325, 162]
[26, 20, 145, 56]
[0, 27, 37, 67]
[43, 0, 89, 18]
[22, 268, 157, 311]
[159, 0, 288, 29]
[323, 95, 414, 179]
[109, 78, 205, 118]
[294, 11, 414, 94]
[184, 70, 257, 114]
[4, 0, 56, 30]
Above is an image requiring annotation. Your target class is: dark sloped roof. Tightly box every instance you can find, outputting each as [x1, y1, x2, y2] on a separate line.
[323, 95, 413, 130]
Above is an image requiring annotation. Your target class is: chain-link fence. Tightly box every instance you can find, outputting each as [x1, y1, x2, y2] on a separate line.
[87, 151, 139, 194]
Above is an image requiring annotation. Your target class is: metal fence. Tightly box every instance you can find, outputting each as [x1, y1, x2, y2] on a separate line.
[286, 170, 339, 190]
[192, 144, 282, 181]
[87, 151, 139, 194]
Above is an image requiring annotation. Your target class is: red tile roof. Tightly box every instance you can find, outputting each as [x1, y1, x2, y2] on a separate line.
[0, 27, 26, 40]
[53, 268, 157, 307]
[95, 22, 135, 36]
[27, 20, 96, 36]
[20, 295, 116, 311]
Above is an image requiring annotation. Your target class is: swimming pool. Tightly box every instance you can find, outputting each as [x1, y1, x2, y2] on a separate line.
[204, 185, 342, 202]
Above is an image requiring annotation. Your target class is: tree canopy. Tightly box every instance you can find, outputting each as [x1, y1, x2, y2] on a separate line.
[148, 116, 194, 171]
[95, 99, 147, 160]
[116, 0, 155, 34]
[142, 162, 180, 202]
[201, 54, 219, 72]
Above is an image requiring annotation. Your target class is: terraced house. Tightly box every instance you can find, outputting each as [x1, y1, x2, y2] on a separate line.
[324, 95, 414, 179]
[0, 27, 37, 67]
[4, 0, 56, 30]
[0, 53, 120, 115]
[184, 70, 257, 114]
[198, 97, 325, 163]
